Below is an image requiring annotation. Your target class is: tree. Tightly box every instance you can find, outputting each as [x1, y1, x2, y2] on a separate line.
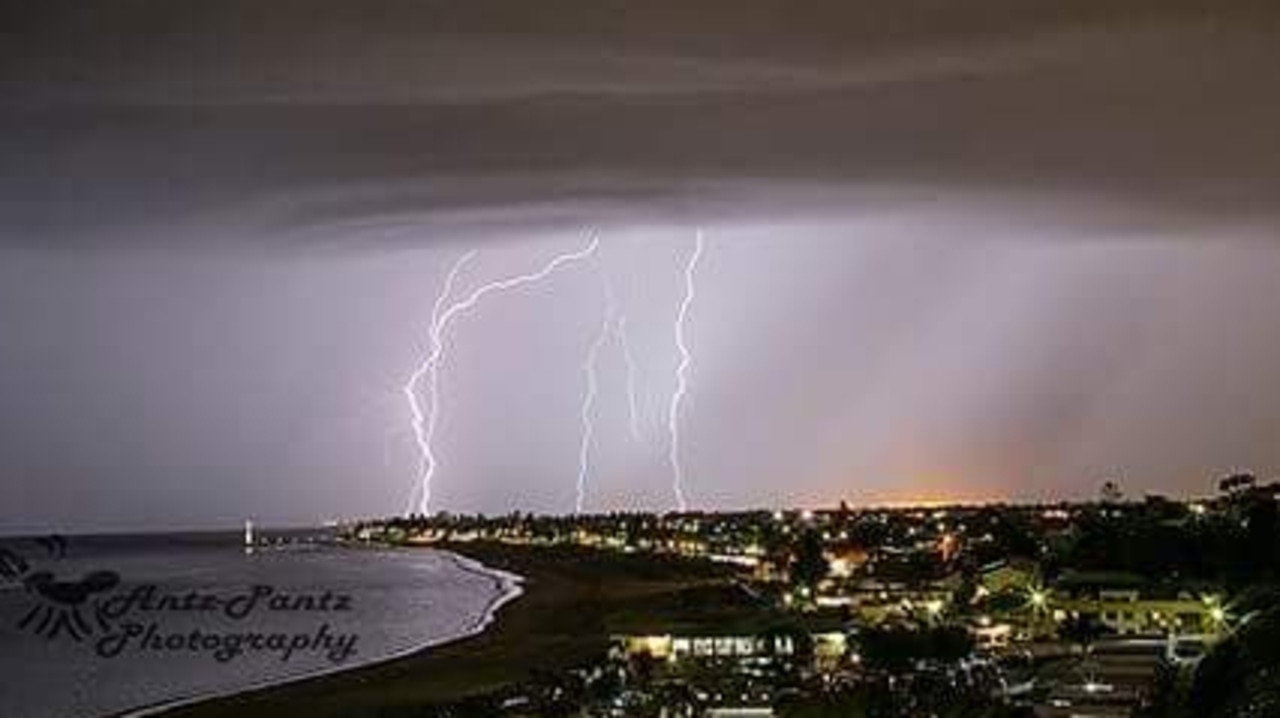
[1100, 479, 1124, 504]
[930, 625, 976, 663]
[859, 626, 919, 672]
[860, 625, 975, 672]
[954, 569, 978, 609]
[791, 528, 830, 589]
[1188, 605, 1280, 718]
[629, 650, 658, 689]
[776, 688, 872, 718]
[1059, 613, 1110, 653]
[1218, 472, 1257, 496]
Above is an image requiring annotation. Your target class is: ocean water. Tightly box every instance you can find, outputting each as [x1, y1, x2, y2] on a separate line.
[0, 531, 520, 718]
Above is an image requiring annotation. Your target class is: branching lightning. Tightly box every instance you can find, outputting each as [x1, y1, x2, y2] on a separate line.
[403, 232, 703, 517]
[404, 250, 477, 515]
[574, 273, 651, 513]
[667, 230, 705, 512]
[575, 282, 615, 514]
[404, 237, 600, 516]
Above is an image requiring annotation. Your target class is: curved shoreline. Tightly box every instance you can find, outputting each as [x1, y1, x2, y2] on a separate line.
[113, 547, 525, 718]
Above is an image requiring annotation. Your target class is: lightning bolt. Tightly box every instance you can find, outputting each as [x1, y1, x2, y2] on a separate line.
[404, 237, 601, 516]
[575, 280, 615, 514]
[615, 314, 643, 442]
[403, 250, 477, 515]
[576, 272, 649, 513]
[667, 230, 705, 512]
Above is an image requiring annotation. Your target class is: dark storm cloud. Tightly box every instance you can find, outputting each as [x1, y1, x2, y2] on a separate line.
[2, 0, 1279, 248]
[7, 1, 1280, 531]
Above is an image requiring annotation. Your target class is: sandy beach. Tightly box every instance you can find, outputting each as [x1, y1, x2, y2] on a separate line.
[158, 543, 738, 718]
[114, 548, 526, 718]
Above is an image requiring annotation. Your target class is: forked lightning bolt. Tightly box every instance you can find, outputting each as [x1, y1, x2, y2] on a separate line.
[404, 237, 601, 516]
[403, 250, 477, 515]
[667, 230, 705, 512]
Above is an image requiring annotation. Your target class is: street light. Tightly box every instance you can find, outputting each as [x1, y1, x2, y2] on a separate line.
[1201, 594, 1232, 633]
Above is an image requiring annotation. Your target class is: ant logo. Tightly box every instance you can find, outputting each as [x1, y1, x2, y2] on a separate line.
[0, 536, 121, 642]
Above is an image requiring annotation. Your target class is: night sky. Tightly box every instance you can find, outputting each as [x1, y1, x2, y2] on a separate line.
[3, 1, 1280, 533]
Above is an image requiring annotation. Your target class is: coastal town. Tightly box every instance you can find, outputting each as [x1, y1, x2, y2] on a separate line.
[345, 475, 1280, 718]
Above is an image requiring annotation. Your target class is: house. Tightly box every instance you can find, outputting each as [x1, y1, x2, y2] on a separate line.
[979, 558, 1041, 595]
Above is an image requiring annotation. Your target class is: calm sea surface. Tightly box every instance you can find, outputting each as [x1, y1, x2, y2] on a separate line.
[0, 531, 518, 718]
